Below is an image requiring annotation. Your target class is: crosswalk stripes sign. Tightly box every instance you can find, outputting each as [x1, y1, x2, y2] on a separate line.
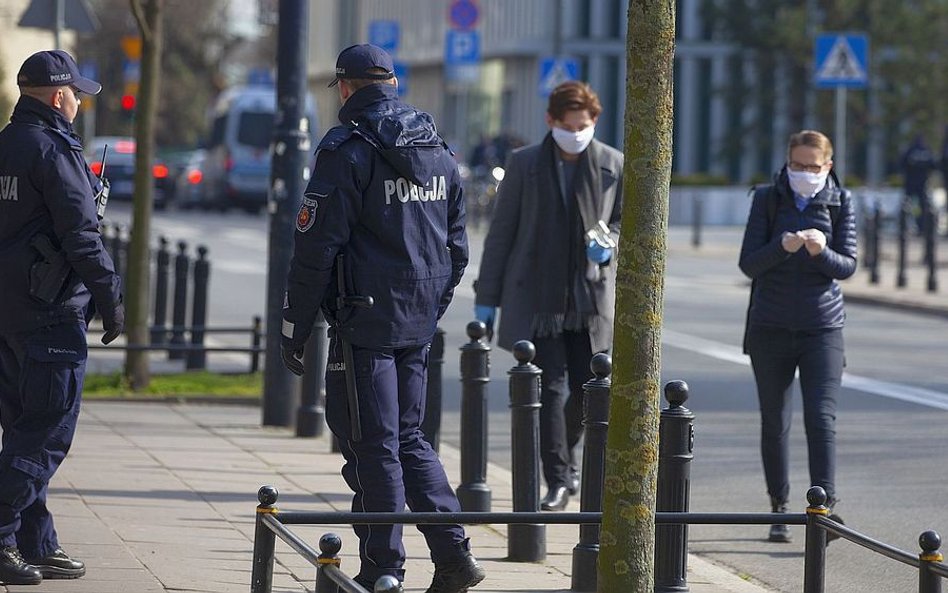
[538, 57, 579, 97]
[814, 33, 869, 89]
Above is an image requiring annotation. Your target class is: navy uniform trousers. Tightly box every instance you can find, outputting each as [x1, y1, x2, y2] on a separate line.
[0, 321, 86, 557]
[325, 335, 467, 584]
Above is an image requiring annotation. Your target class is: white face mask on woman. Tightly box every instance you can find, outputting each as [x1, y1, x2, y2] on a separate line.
[552, 125, 596, 155]
[787, 169, 829, 198]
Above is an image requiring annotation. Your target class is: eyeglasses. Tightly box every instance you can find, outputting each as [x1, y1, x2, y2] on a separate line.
[788, 161, 826, 174]
[69, 86, 82, 100]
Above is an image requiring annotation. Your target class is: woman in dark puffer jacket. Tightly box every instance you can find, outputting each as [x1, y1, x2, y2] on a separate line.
[739, 130, 857, 543]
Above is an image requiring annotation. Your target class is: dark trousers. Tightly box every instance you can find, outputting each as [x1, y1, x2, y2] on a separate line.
[0, 322, 86, 557]
[532, 330, 593, 489]
[747, 326, 843, 504]
[325, 337, 466, 584]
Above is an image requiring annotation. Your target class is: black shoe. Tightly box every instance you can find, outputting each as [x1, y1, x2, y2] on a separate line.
[768, 498, 792, 543]
[567, 469, 581, 496]
[540, 486, 570, 511]
[0, 546, 42, 585]
[425, 551, 486, 593]
[24, 548, 85, 579]
[355, 574, 404, 592]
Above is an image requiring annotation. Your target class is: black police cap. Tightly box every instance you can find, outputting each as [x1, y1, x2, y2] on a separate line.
[17, 50, 102, 95]
[328, 44, 395, 87]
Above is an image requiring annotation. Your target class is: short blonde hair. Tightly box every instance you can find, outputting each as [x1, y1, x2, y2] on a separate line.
[788, 130, 834, 161]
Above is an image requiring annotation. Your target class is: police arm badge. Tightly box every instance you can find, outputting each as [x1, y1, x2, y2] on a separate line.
[296, 196, 318, 233]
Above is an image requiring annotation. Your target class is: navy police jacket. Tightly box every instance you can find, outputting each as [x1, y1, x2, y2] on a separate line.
[739, 168, 857, 331]
[283, 84, 468, 349]
[0, 96, 121, 331]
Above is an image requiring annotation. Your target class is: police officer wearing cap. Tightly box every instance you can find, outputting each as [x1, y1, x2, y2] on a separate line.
[0, 49, 124, 585]
[280, 44, 483, 593]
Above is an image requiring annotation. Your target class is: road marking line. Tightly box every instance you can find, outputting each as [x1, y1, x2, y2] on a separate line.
[662, 329, 948, 411]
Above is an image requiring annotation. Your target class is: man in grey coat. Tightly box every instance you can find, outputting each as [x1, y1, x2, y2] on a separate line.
[474, 81, 622, 511]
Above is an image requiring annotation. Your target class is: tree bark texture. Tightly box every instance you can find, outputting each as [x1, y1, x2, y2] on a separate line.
[598, 1, 676, 591]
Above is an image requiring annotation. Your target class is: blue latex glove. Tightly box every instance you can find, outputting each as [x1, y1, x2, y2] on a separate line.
[474, 305, 496, 340]
[586, 240, 613, 264]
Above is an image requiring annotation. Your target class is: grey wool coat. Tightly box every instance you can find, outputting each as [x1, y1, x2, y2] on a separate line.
[474, 136, 623, 352]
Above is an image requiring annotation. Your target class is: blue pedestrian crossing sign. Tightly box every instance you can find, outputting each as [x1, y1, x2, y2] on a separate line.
[814, 33, 869, 89]
[538, 57, 579, 97]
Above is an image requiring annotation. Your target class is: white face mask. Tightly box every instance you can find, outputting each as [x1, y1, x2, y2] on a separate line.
[552, 125, 595, 155]
[787, 168, 829, 198]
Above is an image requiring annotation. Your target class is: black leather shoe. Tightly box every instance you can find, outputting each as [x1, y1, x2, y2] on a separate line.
[567, 469, 581, 496]
[540, 486, 570, 511]
[24, 548, 85, 579]
[0, 546, 42, 585]
[426, 551, 485, 593]
[768, 498, 792, 543]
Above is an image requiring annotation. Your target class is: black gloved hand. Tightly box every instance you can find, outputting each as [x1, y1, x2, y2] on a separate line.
[101, 302, 125, 345]
[281, 339, 305, 376]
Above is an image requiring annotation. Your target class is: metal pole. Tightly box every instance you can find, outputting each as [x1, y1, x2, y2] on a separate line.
[691, 196, 702, 249]
[507, 340, 545, 562]
[918, 531, 943, 593]
[834, 88, 847, 187]
[926, 209, 938, 292]
[421, 327, 446, 451]
[53, 0, 63, 49]
[251, 315, 263, 374]
[262, 0, 310, 426]
[654, 380, 695, 592]
[169, 240, 189, 360]
[898, 201, 909, 288]
[186, 245, 210, 370]
[570, 354, 611, 592]
[297, 312, 328, 437]
[456, 321, 491, 512]
[869, 206, 880, 285]
[151, 236, 170, 344]
[251, 486, 279, 593]
[802, 486, 828, 593]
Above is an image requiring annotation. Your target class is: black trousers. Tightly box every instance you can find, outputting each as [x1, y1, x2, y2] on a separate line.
[532, 330, 593, 489]
[747, 325, 844, 505]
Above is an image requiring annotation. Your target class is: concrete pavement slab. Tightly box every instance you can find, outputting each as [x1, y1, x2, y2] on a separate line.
[0, 401, 782, 592]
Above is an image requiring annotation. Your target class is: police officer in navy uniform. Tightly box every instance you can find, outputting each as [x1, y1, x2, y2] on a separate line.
[280, 44, 483, 593]
[0, 50, 124, 585]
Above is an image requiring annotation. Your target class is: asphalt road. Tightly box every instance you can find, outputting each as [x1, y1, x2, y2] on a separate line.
[103, 203, 948, 592]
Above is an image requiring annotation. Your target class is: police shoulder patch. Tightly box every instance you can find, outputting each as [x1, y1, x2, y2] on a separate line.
[296, 196, 318, 233]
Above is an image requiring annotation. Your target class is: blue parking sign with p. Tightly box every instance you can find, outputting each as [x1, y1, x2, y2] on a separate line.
[445, 29, 480, 65]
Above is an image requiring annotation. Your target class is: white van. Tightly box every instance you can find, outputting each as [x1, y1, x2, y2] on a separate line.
[202, 85, 317, 214]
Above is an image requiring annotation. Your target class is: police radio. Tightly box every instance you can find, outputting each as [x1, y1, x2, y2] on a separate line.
[94, 144, 110, 220]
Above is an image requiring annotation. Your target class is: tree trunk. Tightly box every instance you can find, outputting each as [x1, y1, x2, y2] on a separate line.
[124, 0, 163, 390]
[598, 2, 676, 591]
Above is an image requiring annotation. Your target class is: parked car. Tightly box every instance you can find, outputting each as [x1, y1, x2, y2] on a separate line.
[201, 84, 317, 214]
[84, 136, 174, 209]
[172, 149, 208, 210]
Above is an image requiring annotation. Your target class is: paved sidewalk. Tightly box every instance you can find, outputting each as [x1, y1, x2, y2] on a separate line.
[2, 402, 776, 593]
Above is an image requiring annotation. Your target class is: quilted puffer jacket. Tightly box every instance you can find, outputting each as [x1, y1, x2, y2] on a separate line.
[738, 168, 857, 330]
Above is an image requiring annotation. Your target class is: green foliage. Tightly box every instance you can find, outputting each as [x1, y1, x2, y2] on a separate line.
[0, 48, 12, 124]
[671, 172, 731, 186]
[84, 371, 262, 398]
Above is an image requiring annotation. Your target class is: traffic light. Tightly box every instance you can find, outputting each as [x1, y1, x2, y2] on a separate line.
[121, 94, 136, 112]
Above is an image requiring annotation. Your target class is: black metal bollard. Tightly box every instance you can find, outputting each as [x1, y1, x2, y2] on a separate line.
[250, 485, 279, 593]
[169, 241, 190, 360]
[456, 321, 491, 512]
[421, 327, 446, 451]
[315, 533, 342, 593]
[250, 315, 263, 373]
[918, 530, 943, 593]
[186, 246, 211, 370]
[570, 353, 612, 592]
[297, 312, 328, 437]
[112, 223, 127, 282]
[151, 236, 171, 345]
[507, 339, 545, 562]
[654, 380, 695, 592]
[691, 195, 703, 249]
[803, 486, 829, 593]
[869, 206, 881, 285]
[926, 209, 938, 293]
[897, 202, 908, 288]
